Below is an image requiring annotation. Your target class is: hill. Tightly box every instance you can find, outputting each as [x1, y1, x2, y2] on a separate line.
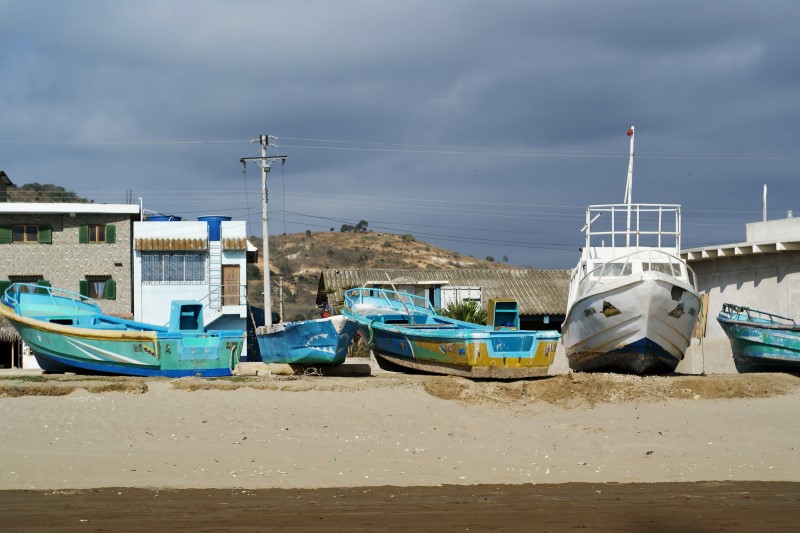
[7, 183, 93, 203]
[248, 230, 524, 321]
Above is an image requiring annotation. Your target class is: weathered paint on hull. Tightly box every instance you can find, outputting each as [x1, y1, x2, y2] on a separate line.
[568, 338, 679, 375]
[563, 274, 699, 375]
[257, 315, 359, 365]
[718, 320, 800, 373]
[363, 324, 559, 378]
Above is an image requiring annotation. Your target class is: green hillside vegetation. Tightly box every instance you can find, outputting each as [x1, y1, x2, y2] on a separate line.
[248, 230, 523, 321]
[8, 183, 93, 203]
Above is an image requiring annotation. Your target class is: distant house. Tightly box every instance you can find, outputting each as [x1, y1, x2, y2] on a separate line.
[0, 171, 14, 202]
[680, 214, 800, 373]
[317, 268, 570, 330]
[0, 202, 141, 368]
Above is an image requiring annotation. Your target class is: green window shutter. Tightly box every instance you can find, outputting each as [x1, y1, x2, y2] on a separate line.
[0, 226, 11, 244]
[105, 279, 116, 300]
[0, 280, 11, 295]
[79, 225, 89, 243]
[106, 224, 116, 244]
[36, 280, 51, 294]
[38, 225, 52, 244]
[79, 280, 89, 297]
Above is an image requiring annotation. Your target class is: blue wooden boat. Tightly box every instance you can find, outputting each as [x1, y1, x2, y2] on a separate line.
[343, 287, 560, 378]
[717, 303, 800, 372]
[256, 315, 359, 365]
[0, 283, 245, 377]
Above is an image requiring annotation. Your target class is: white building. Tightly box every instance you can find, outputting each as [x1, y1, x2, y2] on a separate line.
[133, 216, 250, 337]
[678, 214, 800, 373]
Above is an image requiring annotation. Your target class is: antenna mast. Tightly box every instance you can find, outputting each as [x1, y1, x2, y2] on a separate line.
[624, 125, 635, 246]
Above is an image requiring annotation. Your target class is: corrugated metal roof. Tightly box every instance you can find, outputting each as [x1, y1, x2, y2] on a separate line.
[317, 268, 571, 315]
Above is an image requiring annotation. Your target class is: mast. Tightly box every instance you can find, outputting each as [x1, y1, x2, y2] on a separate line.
[624, 125, 635, 246]
[240, 134, 287, 329]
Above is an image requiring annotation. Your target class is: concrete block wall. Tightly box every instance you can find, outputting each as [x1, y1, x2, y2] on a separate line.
[0, 213, 133, 317]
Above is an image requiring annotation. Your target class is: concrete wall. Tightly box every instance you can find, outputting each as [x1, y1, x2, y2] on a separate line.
[746, 217, 800, 242]
[678, 250, 800, 374]
[0, 213, 134, 316]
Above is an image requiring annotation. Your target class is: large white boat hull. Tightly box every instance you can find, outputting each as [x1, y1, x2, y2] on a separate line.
[562, 272, 700, 374]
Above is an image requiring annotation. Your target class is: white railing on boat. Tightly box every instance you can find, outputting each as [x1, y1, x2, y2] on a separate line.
[2, 283, 98, 311]
[585, 203, 682, 251]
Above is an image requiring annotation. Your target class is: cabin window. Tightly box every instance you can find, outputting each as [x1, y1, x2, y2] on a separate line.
[141, 252, 206, 284]
[80, 277, 116, 300]
[645, 262, 681, 276]
[602, 262, 632, 277]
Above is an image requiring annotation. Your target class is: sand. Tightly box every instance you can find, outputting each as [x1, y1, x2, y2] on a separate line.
[1, 370, 799, 529]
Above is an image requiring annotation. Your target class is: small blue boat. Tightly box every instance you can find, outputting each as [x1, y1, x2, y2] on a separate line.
[343, 287, 560, 378]
[717, 303, 800, 372]
[256, 315, 359, 365]
[0, 283, 245, 377]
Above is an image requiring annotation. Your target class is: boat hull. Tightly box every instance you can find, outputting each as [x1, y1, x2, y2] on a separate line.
[360, 322, 559, 379]
[717, 316, 800, 373]
[563, 273, 700, 374]
[256, 315, 359, 365]
[0, 291, 244, 377]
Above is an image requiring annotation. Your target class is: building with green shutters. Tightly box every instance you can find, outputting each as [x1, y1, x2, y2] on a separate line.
[0, 202, 141, 320]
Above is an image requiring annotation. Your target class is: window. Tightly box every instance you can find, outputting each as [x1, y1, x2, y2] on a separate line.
[142, 252, 206, 283]
[79, 224, 116, 244]
[80, 277, 116, 300]
[3, 224, 51, 244]
[6, 276, 49, 293]
[88, 224, 106, 243]
[13, 225, 38, 242]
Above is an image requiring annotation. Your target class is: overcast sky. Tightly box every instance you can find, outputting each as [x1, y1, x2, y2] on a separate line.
[2, 1, 798, 268]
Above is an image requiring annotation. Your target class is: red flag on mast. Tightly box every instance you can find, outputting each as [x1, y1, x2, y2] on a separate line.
[626, 127, 634, 136]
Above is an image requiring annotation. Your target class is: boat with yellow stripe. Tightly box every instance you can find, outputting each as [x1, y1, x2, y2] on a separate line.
[343, 287, 559, 378]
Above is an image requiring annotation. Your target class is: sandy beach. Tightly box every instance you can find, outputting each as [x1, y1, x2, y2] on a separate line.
[1, 369, 799, 529]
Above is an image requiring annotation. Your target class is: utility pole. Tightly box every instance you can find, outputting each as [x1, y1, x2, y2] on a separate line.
[240, 134, 287, 329]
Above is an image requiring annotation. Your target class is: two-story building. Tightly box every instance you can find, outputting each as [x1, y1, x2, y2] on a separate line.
[0, 202, 141, 368]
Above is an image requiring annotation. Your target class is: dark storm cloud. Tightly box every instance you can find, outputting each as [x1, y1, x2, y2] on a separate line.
[1, 0, 799, 267]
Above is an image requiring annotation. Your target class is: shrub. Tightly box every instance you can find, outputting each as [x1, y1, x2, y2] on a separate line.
[437, 300, 487, 325]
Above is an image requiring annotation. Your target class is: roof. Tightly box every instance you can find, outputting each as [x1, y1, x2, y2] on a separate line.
[318, 268, 571, 315]
[682, 239, 800, 262]
[0, 202, 141, 215]
[0, 171, 12, 187]
[0, 316, 21, 342]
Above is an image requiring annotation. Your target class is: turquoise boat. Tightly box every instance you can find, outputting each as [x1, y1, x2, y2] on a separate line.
[0, 283, 245, 377]
[343, 287, 560, 378]
[256, 315, 359, 365]
[717, 303, 800, 372]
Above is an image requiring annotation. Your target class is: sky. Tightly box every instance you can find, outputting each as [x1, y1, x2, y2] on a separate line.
[1, 1, 799, 268]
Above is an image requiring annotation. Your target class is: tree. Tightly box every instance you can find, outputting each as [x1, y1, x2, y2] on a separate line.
[486, 256, 495, 262]
[8, 183, 93, 203]
[340, 219, 369, 233]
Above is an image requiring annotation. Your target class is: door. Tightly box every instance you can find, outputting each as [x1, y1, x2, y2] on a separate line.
[222, 265, 240, 306]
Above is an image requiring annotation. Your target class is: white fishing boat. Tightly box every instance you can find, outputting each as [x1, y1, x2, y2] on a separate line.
[561, 126, 701, 374]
